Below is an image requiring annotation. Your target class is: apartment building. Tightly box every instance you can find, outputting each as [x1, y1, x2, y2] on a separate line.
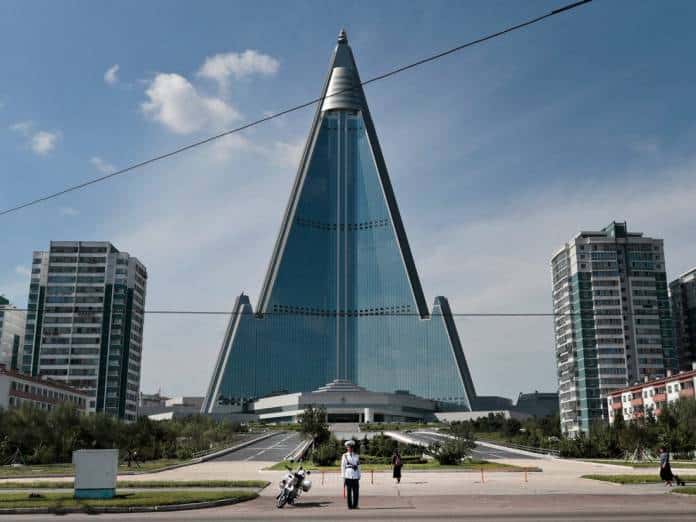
[0, 365, 89, 413]
[670, 267, 696, 371]
[22, 241, 147, 421]
[607, 364, 696, 423]
[551, 221, 675, 436]
[0, 296, 25, 370]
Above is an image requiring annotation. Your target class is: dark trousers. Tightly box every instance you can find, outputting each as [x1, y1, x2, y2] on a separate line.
[345, 478, 359, 508]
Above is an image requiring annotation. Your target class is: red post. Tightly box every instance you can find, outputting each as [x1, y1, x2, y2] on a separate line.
[524, 468, 528, 483]
[480, 467, 485, 483]
[371, 469, 374, 485]
[322, 471, 325, 485]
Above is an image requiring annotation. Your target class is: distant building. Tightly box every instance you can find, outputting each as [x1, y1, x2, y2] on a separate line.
[138, 391, 169, 410]
[0, 296, 25, 370]
[514, 391, 559, 418]
[473, 395, 514, 411]
[0, 366, 89, 413]
[144, 396, 206, 421]
[670, 267, 696, 371]
[552, 221, 675, 436]
[606, 363, 696, 424]
[22, 241, 147, 421]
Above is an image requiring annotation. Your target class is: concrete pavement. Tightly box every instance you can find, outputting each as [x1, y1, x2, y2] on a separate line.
[12, 494, 696, 520]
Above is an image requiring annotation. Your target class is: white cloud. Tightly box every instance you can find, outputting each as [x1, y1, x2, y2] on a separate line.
[104, 64, 120, 85]
[264, 140, 304, 168]
[59, 206, 80, 216]
[11, 122, 60, 156]
[198, 50, 279, 92]
[14, 265, 31, 277]
[142, 73, 240, 134]
[30, 131, 59, 155]
[10, 121, 33, 134]
[90, 156, 116, 174]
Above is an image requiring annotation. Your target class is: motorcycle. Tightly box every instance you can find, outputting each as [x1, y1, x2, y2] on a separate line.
[276, 463, 312, 508]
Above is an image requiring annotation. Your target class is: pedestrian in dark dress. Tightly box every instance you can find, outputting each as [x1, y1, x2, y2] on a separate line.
[392, 449, 402, 484]
[659, 447, 685, 486]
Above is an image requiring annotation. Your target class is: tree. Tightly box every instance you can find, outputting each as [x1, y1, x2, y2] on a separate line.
[426, 438, 474, 465]
[298, 405, 330, 445]
[449, 421, 473, 440]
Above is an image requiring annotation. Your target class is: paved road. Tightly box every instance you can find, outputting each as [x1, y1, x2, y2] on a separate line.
[15, 494, 696, 520]
[408, 431, 538, 460]
[471, 443, 540, 460]
[208, 431, 305, 462]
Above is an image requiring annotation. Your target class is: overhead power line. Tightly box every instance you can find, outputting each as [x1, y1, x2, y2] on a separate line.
[0, 0, 592, 218]
[7, 308, 646, 319]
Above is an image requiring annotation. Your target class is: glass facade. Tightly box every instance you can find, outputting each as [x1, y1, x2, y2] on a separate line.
[203, 36, 475, 413]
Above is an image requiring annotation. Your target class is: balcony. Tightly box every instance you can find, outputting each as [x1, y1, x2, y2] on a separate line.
[631, 397, 643, 406]
[654, 393, 666, 402]
[611, 402, 622, 410]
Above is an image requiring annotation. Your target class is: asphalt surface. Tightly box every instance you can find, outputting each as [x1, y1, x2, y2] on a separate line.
[207, 431, 305, 462]
[408, 431, 539, 460]
[470, 444, 540, 460]
[14, 494, 696, 520]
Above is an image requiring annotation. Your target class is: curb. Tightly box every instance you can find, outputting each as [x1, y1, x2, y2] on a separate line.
[285, 438, 313, 462]
[0, 495, 254, 515]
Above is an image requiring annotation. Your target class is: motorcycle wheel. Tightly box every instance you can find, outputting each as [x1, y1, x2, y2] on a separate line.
[276, 491, 288, 509]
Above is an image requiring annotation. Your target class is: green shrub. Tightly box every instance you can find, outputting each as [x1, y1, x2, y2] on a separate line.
[427, 439, 474, 465]
[0, 405, 247, 465]
[312, 439, 339, 466]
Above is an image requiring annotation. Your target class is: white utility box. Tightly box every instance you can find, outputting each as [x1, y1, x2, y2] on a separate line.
[73, 449, 118, 499]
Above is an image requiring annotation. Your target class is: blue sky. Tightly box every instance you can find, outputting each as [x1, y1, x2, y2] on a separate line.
[2, 0, 696, 399]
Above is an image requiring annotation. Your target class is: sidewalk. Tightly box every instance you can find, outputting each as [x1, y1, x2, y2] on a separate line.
[1, 455, 680, 496]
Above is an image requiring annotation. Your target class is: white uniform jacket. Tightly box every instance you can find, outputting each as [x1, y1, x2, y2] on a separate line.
[341, 452, 361, 480]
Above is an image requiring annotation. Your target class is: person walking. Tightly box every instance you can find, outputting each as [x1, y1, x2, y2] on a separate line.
[391, 449, 403, 484]
[341, 440, 361, 509]
[659, 447, 685, 487]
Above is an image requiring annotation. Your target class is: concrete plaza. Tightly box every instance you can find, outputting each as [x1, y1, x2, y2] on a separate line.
[3, 441, 696, 520]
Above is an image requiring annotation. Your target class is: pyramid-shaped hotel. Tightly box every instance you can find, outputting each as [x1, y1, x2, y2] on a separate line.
[202, 31, 478, 415]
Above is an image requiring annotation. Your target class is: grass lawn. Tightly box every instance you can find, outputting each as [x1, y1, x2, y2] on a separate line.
[268, 459, 538, 472]
[583, 459, 696, 469]
[581, 474, 696, 484]
[0, 458, 186, 479]
[0, 490, 257, 510]
[0, 480, 269, 490]
[673, 487, 696, 495]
